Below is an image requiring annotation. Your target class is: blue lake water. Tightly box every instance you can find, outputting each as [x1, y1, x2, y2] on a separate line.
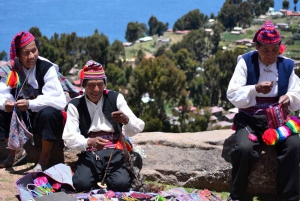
[0, 0, 284, 53]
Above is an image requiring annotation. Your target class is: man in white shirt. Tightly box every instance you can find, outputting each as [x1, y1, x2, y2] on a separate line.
[227, 21, 300, 201]
[0, 31, 66, 171]
[63, 60, 145, 192]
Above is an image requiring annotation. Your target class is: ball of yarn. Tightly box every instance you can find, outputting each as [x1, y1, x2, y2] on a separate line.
[262, 128, 279, 145]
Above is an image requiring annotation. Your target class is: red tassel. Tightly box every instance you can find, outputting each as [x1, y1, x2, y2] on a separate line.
[6, 70, 19, 88]
[79, 69, 85, 79]
[262, 128, 279, 145]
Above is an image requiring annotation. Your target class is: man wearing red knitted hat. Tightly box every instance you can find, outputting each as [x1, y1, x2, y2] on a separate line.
[63, 60, 145, 192]
[227, 20, 300, 200]
[0, 31, 66, 171]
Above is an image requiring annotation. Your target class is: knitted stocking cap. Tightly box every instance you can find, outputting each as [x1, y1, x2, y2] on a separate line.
[78, 60, 106, 85]
[7, 31, 35, 88]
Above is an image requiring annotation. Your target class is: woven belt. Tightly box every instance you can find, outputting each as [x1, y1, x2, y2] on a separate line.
[88, 131, 115, 138]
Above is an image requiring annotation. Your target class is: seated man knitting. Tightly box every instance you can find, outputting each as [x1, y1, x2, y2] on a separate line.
[227, 20, 300, 201]
[0, 31, 66, 171]
[62, 60, 145, 192]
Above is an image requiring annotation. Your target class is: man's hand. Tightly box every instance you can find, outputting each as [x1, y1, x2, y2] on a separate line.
[111, 111, 129, 124]
[15, 99, 29, 111]
[278, 95, 290, 108]
[255, 81, 273, 94]
[4, 100, 15, 112]
[87, 137, 108, 150]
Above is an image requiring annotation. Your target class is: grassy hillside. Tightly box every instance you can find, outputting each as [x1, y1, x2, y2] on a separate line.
[125, 15, 300, 61]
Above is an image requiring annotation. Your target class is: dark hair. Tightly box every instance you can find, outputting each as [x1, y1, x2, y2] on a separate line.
[256, 40, 281, 48]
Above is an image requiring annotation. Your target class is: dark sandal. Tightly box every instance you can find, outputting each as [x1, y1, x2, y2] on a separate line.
[12, 148, 27, 166]
[0, 157, 14, 168]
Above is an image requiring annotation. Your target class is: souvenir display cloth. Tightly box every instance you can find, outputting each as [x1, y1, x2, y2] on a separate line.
[7, 107, 33, 150]
[17, 168, 223, 201]
[16, 163, 75, 201]
[73, 188, 222, 201]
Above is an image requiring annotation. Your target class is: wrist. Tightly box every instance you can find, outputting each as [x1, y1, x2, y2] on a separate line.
[255, 84, 261, 93]
[123, 116, 129, 125]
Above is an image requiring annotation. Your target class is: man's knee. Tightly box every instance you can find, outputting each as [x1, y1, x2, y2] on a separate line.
[73, 175, 93, 192]
[38, 107, 62, 120]
[108, 179, 131, 192]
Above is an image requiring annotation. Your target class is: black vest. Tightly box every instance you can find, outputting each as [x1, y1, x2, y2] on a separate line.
[68, 90, 122, 138]
[11, 58, 52, 97]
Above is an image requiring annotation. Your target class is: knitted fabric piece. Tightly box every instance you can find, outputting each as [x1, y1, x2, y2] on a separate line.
[253, 20, 281, 44]
[7, 108, 33, 150]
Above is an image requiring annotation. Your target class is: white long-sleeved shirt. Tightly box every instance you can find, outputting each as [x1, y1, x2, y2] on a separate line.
[62, 93, 145, 151]
[0, 56, 66, 112]
[227, 53, 300, 112]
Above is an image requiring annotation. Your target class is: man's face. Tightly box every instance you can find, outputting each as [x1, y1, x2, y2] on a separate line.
[85, 79, 105, 104]
[256, 43, 280, 66]
[17, 41, 38, 69]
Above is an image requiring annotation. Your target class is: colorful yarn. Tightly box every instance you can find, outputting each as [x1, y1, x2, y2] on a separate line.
[276, 125, 292, 142]
[291, 116, 300, 126]
[261, 116, 300, 145]
[285, 119, 300, 133]
[115, 137, 133, 152]
[262, 128, 279, 145]
[248, 133, 258, 142]
[231, 123, 236, 130]
[279, 44, 286, 54]
[6, 70, 20, 88]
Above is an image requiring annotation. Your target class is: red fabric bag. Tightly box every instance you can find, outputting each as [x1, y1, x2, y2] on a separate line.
[264, 103, 290, 129]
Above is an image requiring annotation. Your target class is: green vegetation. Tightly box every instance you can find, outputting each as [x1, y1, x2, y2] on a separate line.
[1, 0, 300, 135]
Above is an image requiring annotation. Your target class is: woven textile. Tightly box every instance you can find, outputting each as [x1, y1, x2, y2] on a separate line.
[7, 107, 33, 150]
[265, 103, 290, 129]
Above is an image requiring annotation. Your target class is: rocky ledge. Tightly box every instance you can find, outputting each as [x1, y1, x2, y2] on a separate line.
[0, 130, 286, 196]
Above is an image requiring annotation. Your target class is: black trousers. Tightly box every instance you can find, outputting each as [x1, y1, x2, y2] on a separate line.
[230, 112, 300, 201]
[0, 106, 63, 141]
[72, 149, 131, 192]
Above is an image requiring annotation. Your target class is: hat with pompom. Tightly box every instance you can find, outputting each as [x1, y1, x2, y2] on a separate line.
[253, 20, 281, 44]
[6, 31, 35, 88]
[78, 60, 106, 86]
[253, 20, 286, 54]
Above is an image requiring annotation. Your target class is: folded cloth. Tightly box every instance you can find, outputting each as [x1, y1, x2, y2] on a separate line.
[28, 192, 76, 201]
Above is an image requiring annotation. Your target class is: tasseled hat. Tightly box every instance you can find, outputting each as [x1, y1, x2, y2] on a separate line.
[253, 20, 286, 54]
[7, 31, 35, 88]
[78, 60, 106, 86]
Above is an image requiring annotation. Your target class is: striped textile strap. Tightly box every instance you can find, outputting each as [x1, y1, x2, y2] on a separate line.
[239, 97, 279, 115]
